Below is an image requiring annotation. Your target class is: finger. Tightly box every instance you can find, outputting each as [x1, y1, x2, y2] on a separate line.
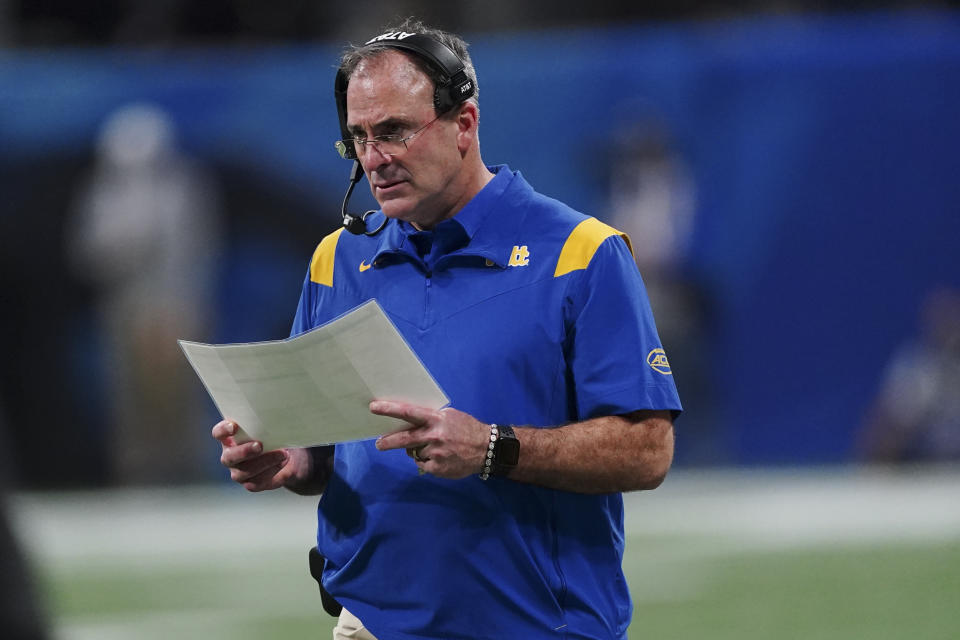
[376, 430, 426, 452]
[230, 450, 288, 483]
[405, 446, 430, 460]
[220, 440, 265, 467]
[239, 458, 289, 492]
[408, 446, 430, 462]
[417, 458, 437, 476]
[370, 401, 437, 427]
[212, 420, 238, 443]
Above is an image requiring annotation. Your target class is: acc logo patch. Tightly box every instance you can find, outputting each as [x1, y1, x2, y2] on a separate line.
[646, 348, 672, 375]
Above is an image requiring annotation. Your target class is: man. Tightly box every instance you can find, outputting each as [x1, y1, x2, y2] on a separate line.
[214, 19, 680, 640]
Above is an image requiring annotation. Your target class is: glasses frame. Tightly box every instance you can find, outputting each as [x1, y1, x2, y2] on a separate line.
[336, 113, 444, 160]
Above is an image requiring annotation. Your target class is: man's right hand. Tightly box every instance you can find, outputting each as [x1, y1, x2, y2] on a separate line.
[212, 420, 313, 492]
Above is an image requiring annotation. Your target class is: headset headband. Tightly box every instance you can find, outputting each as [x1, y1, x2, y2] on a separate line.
[334, 31, 476, 160]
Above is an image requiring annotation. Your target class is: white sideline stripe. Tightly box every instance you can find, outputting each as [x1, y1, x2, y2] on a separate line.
[55, 601, 312, 640]
[9, 485, 320, 566]
[9, 466, 960, 568]
[622, 465, 960, 550]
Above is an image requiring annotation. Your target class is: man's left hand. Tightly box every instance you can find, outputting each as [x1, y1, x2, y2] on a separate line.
[372, 400, 489, 478]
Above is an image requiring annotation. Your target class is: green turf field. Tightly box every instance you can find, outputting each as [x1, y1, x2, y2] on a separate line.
[13, 467, 960, 639]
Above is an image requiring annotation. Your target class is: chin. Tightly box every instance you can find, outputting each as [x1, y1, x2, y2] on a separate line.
[379, 198, 416, 221]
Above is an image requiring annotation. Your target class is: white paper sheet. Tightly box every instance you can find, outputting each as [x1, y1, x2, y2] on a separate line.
[179, 299, 448, 450]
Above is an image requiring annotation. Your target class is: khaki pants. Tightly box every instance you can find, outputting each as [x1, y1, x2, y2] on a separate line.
[333, 607, 378, 640]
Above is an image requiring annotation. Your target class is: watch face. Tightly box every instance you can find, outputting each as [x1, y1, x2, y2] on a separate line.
[495, 435, 520, 467]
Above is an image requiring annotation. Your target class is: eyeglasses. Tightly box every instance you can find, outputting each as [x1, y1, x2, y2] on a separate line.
[336, 114, 442, 159]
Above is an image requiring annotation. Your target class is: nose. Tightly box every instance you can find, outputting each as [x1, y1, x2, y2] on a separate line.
[357, 141, 392, 171]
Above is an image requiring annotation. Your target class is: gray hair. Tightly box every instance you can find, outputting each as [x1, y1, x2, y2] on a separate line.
[338, 18, 479, 112]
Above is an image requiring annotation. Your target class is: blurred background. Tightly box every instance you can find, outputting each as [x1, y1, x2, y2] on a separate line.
[1, 1, 959, 639]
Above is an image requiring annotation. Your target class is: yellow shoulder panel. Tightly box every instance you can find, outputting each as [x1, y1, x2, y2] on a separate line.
[553, 218, 634, 278]
[309, 228, 344, 287]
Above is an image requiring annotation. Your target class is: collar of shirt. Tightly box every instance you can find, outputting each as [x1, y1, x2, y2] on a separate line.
[368, 164, 517, 270]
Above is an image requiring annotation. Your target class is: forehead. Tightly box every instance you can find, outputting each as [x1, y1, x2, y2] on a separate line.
[346, 51, 434, 128]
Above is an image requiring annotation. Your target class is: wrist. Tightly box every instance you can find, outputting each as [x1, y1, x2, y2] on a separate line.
[479, 424, 520, 480]
[286, 445, 334, 495]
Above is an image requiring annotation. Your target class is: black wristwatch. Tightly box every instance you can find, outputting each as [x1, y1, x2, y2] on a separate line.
[490, 424, 520, 477]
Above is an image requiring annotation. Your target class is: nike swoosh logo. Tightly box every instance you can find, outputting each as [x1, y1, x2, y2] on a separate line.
[359, 261, 373, 272]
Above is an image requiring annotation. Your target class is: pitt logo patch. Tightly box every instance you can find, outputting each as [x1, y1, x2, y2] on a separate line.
[508, 245, 530, 267]
[647, 348, 672, 375]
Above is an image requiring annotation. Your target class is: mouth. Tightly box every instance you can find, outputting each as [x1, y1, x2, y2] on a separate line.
[373, 179, 405, 193]
[370, 168, 406, 189]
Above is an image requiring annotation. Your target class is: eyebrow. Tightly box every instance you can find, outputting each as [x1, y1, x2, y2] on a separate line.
[347, 116, 411, 138]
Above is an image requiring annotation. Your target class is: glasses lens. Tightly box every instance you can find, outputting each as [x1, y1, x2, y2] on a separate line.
[339, 136, 407, 158]
[352, 136, 407, 156]
[374, 137, 406, 155]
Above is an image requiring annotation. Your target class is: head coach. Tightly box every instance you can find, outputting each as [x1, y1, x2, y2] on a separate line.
[213, 18, 681, 640]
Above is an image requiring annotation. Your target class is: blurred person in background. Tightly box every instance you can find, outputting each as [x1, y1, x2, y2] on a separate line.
[0, 406, 49, 640]
[68, 103, 223, 485]
[607, 116, 717, 464]
[214, 19, 679, 640]
[859, 286, 960, 462]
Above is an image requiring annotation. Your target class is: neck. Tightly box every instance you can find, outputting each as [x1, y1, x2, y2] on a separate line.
[413, 156, 494, 230]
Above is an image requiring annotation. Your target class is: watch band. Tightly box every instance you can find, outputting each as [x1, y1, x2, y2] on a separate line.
[490, 424, 519, 477]
[480, 424, 520, 480]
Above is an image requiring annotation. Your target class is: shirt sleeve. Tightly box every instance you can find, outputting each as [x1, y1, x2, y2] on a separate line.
[564, 234, 683, 420]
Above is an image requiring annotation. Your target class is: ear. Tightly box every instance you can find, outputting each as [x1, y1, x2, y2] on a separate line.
[454, 101, 479, 154]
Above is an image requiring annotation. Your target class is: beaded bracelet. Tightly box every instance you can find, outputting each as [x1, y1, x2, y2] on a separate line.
[479, 424, 499, 480]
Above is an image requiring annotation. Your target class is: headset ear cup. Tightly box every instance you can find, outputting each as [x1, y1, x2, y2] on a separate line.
[453, 76, 474, 102]
[433, 83, 470, 114]
[434, 73, 473, 114]
[434, 89, 450, 114]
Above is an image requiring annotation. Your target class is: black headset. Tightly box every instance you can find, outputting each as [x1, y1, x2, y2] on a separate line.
[335, 31, 476, 235]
